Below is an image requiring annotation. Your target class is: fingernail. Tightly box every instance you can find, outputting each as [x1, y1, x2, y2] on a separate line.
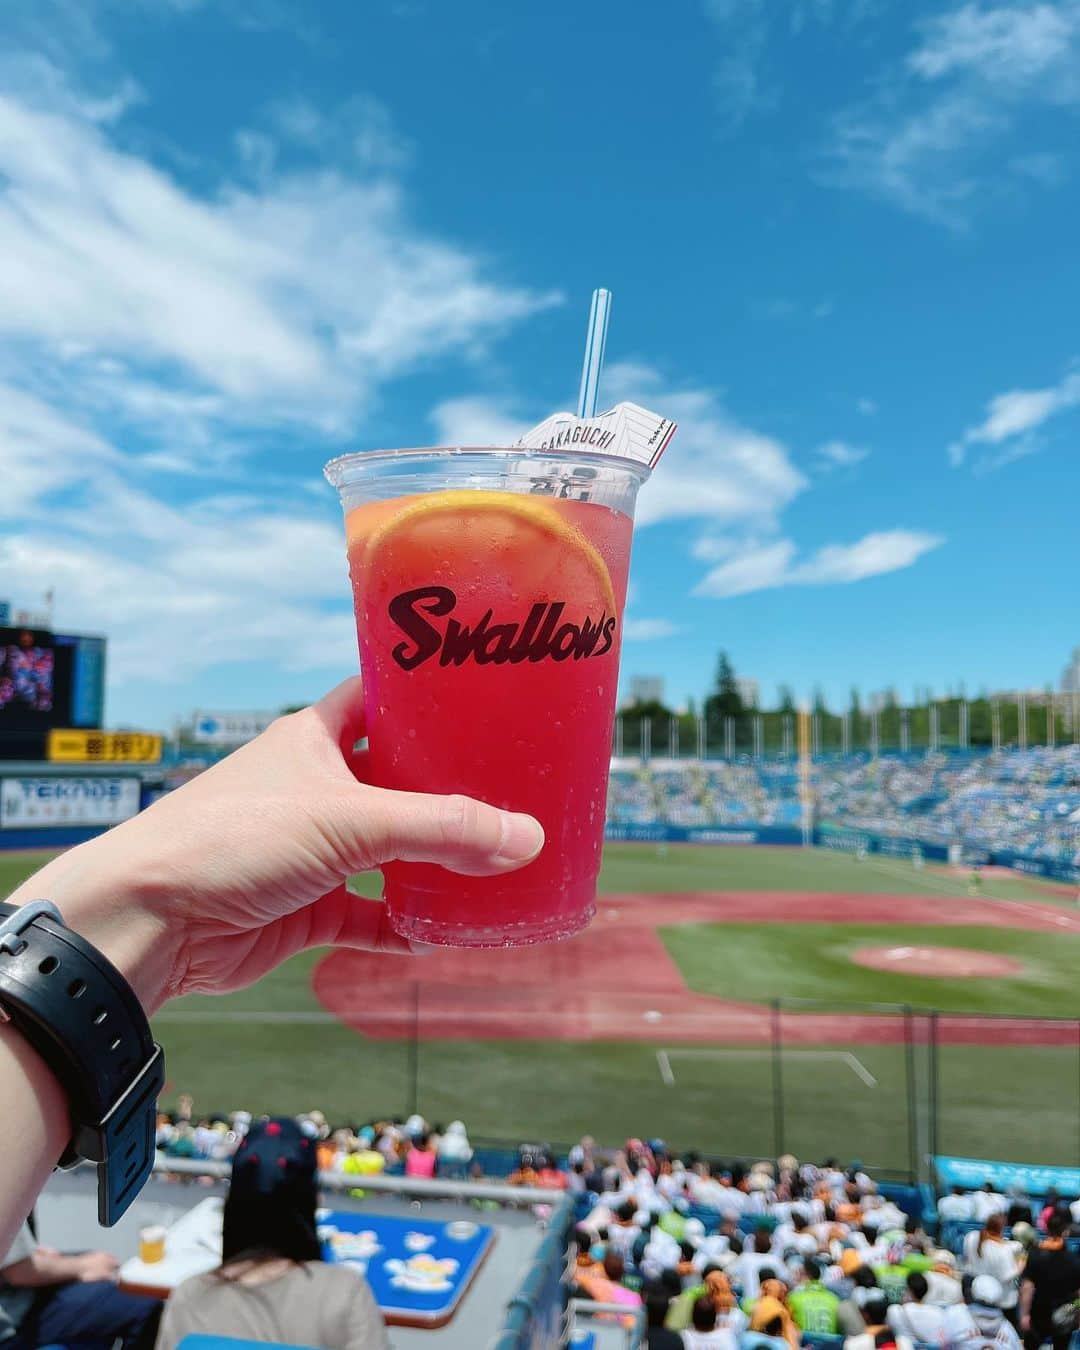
[495, 811, 545, 864]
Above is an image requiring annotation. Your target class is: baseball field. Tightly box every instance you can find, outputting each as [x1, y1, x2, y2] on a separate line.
[4, 844, 1079, 1178]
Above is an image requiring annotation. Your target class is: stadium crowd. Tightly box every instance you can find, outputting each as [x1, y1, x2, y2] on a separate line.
[607, 747, 1080, 866]
[154, 1105, 1080, 1350]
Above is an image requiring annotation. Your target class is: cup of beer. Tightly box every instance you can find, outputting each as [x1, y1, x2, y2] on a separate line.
[139, 1225, 166, 1264]
[325, 445, 649, 948]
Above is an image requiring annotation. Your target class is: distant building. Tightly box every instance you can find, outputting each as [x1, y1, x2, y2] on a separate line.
[1062, 648, 1080, 693]
[736, 678, 759, 709]
[626, 675, 665, 706]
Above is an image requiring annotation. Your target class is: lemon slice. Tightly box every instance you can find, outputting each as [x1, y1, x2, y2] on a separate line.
[358, 489, 616, 613]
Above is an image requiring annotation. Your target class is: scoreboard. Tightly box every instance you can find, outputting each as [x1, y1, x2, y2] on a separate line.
[0, 627, 108, 760]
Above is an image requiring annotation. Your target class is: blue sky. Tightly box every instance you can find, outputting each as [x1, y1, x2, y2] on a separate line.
[1, 0, 1078, 728]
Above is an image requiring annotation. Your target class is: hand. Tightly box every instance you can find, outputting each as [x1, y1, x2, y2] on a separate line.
[78, 1250, 120, 1283]
[8, 678, 543, 1012]
[1019, 1314, 1031, 1333]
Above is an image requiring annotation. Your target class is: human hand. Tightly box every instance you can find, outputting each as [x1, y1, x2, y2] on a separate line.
[8, 678, 543, 1012]
[78, 1250, 120, 1283]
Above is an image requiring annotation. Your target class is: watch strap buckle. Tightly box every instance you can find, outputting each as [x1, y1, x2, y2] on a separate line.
[74, 1045, 166, 1226]
[0, 900, 63, 956]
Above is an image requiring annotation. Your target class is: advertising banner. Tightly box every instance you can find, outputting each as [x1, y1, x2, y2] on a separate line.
[47, 730, 162, 764]
[0, 776, 141, 829]
[604, 823, 803, 845]
[191, 711, 277, 745]
[935, 1155, 1080, 1197]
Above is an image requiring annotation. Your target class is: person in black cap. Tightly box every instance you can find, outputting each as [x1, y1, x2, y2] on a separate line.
[157, 1117, 388, 1349]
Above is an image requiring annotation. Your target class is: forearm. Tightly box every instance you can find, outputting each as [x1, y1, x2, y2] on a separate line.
[5, 837, 174, 1013]
[0, 843, 172, 1254]
[0, 1026, 70, 1257]
[1019, 1283, 1034, 1319]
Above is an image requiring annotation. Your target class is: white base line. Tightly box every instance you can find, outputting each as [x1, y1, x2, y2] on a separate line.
[656, 1047, 878, 1089]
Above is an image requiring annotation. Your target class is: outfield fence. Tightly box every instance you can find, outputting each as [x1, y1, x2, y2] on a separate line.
[300, 992, 1080, 1185]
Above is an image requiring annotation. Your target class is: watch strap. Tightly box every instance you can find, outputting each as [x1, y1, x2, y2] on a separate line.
[0, 900, 164, 1225]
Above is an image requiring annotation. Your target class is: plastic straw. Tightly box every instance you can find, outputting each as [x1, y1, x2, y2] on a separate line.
[576, 288, 612, 419]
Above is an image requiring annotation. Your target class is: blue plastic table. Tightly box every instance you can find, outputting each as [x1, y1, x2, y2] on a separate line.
[316, 1208, 495, 1327]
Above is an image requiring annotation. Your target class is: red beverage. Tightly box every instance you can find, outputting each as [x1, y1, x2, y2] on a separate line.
[326, 451, 648, 947]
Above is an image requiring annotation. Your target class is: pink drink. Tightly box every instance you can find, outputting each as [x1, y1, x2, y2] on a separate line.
[326, 450, 648, 947]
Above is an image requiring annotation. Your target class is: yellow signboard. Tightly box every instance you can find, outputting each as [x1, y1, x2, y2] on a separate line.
[47, 730, 163, 764]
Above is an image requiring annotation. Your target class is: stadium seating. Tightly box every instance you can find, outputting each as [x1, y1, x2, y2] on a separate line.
[607, 746, 1080, 865]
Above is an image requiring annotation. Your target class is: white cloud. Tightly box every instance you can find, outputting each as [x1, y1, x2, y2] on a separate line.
[909, 3, 1078, 86]
[819, 2, 1080, 227]
[601, 362, 808, 530]
[694, 529, 943, 598]
[0, 70, 559, 439]
[820, 92, 1000, 228]
[0, 62, 562, 703]
[948, 366, 1080, 466]
[816, 440, 870, 470]
[791, 529, 943, 584]
[623, 618, 680, 641]
[429, 397, 532, 447]
[694, 539, 797, 598]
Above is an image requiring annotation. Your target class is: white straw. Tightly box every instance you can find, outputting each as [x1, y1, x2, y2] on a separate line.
[576, 288, 612, 419]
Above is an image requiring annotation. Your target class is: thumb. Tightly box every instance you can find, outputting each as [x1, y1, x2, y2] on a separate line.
[343, 784, 545, 877]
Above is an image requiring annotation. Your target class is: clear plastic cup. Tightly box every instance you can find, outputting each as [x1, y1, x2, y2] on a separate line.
[325, 447, 649, 947]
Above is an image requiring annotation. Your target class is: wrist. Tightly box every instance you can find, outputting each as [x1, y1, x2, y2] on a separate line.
[5, 839, 178, 1014]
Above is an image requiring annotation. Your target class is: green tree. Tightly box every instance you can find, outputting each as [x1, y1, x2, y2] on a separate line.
[777, 685, 796, 714]
[704, 651, 744, 738]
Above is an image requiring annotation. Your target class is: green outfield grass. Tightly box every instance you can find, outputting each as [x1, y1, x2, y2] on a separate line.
[3, 843, 1077, 1176]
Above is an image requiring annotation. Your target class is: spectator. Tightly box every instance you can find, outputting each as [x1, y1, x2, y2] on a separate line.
[973, 1185, 1009, 1225]
[682, 1295, 737, 1350]
[925, 1250, 964, 1306]
[0, 1220, 160, 1349]
[340, 1134, 386, 1197]
[837, 1268, 881, 1337]
[645, 1286, 683, 1350]
[940, 1187, 976, 1223]
[845, 1294, 913, 1350]
[964, 1215, 1021, 1316]
[887, 1272, 947, 1345]
[951, 1275, 1023, 1350]
[1018, 1211, 1080, 1350]
[789, 1257, 840, 1333]
[404, 1130, 437, 1179]
[742, 1309, 793, 1350]
[749, 1291, 801, 1350]
[731, 1230, 777, 1302]
[705, 1270, 748, 1338]
[157, 1117, 388, 1349]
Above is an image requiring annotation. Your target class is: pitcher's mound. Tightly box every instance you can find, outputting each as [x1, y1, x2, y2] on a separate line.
[852, 945, 1023, 978]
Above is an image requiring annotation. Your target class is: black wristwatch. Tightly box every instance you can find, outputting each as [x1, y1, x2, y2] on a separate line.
[0, 900, 165, 1226]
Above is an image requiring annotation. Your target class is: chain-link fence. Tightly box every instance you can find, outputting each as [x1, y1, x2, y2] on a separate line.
[157, 993, 1080, 1184]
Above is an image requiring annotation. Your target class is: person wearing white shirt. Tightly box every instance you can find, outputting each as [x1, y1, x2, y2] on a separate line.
[729, 1232, 778, 1303]
[972, 1186, 1009, 1223]
[962, 1216, 1021, 1311]
[940, 1187, 976, 1222]
[947, 1276, 1023, 1350]
[681, 1295, 739, 1350]
[887, 1272, 949, 1345]
[846, 1294, 915, 1350]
